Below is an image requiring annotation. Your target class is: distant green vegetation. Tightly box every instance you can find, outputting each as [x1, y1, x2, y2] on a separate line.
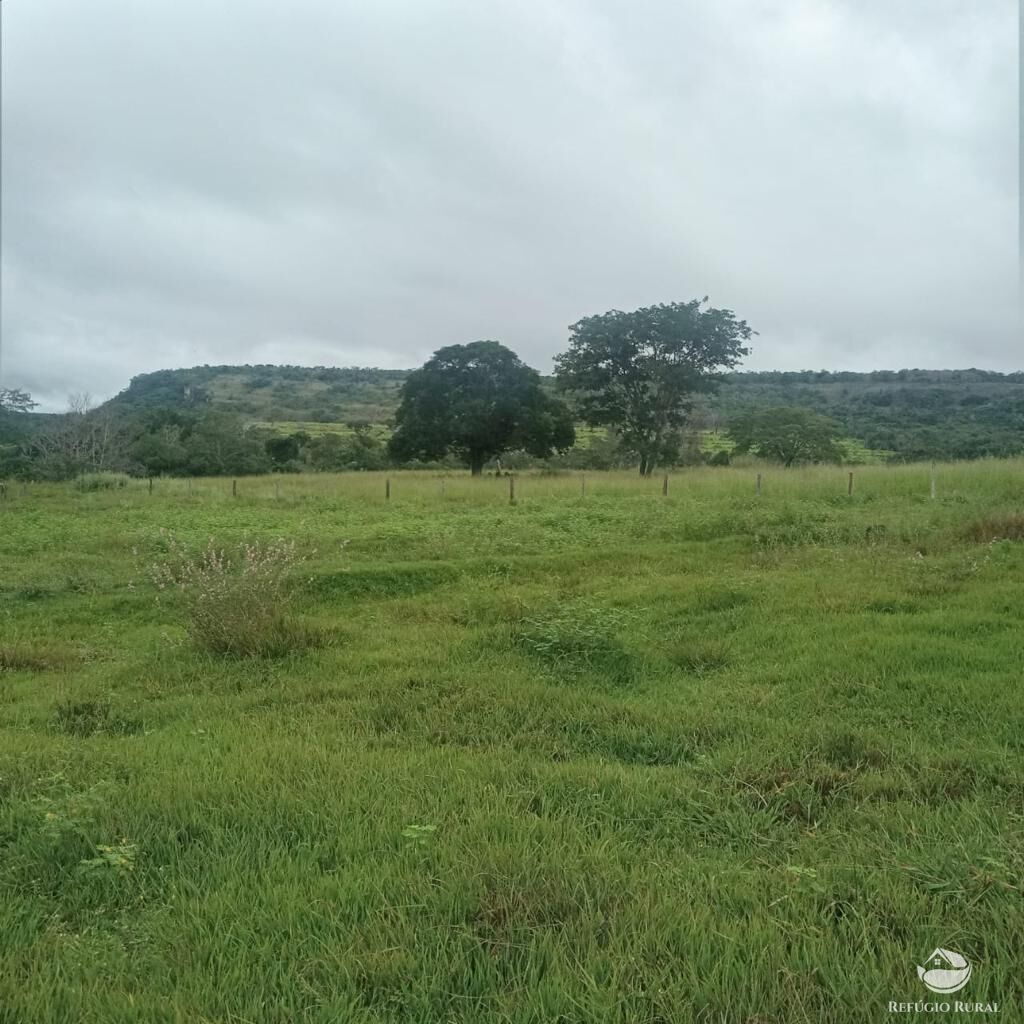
[259, 420, 619, 449]
[106, 364, 409, 423]
[1, 461, 1022, 1020]
[250, 420, 390, 439]
[715, 369, 1024, 461]
[256, 421, 893, 467]
[698, 428, 892, 465]
[2, 365, 1021, 482]
[106, 364, 1024, 462]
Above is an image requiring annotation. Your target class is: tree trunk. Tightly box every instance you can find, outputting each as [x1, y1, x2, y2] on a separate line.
[638, 455, 648, 477]
[470, 454, 485, 476]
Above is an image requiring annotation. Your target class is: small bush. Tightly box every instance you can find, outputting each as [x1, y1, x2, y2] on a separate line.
[148, 532, 320, 657]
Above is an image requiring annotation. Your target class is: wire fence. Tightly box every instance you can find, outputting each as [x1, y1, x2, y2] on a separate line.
[2, 460, 1019, 507]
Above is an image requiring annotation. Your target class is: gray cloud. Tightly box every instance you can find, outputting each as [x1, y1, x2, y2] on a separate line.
[1, 0, 1018, 411]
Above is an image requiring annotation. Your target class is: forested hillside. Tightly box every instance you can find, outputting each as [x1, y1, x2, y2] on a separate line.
[103, 365, 1024, 461]
[106, 365, 408, 424]
[710, 370, 1024, 460]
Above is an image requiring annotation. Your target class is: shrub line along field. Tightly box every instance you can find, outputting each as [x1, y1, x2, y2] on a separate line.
[0, 462, 1022, 1022]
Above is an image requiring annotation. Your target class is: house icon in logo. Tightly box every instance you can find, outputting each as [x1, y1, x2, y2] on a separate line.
[917, 948, 972, 994]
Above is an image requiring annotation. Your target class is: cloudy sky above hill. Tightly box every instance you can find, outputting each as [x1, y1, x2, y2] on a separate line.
[1, 0, 1018, 410]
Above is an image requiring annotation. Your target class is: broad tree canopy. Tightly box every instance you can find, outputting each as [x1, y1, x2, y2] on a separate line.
[555, 299, 753, 475]
[729, 406, 843, 466]
[388, 341, 575, 475]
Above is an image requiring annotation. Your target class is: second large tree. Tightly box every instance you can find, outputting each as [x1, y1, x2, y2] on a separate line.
[555, 299, 754, 475]
[388, 341, 575, 475]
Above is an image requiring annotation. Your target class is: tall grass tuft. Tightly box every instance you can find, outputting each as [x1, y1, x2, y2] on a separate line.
[514, 601, 640, 683]
[148, 532, 319, 657]
[963, 512, 1024, 543]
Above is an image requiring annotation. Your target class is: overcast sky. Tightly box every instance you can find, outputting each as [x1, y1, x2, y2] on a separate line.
[1, 0, 1018, 411]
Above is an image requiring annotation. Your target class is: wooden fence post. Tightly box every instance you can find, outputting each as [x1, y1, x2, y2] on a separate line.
[232, 479, 237, 498]
[756, 472, 762, 495]
[930, 465, 936, 500]
[581, 474, 586, 497]
[847, 471, 854, 496]
[509, 475, 516, 505]
[385, 478, 391, 501]
[0, 482, 6, 501]
[662, 473, 669, 496]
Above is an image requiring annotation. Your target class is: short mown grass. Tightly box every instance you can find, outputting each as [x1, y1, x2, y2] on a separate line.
[0, 462, 1021, 1022]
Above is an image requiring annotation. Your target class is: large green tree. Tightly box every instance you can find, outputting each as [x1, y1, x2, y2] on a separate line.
[388, 341, 575, 475]
[729, 406, 843, 466]
[554, 299, 754, 475]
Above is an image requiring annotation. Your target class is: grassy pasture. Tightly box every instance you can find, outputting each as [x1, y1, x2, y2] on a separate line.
[0, 462, 1022, 1022]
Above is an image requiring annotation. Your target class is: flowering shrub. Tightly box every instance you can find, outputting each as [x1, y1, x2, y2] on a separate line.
[148, 532, 317, 657]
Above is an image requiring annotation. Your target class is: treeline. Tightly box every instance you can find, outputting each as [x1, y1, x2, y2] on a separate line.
[709, 374, 1024, 461]
[729, 369, 1024, 384]
[2, 341, 1022, 480]
[0, 404, 403, 480]
[0, 403, 634, 480]
[103, 364, 1024, 463]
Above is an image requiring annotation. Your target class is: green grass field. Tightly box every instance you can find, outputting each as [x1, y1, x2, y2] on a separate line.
[1, 463, 1022, 1022]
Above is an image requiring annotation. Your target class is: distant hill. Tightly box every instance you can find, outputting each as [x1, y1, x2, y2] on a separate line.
[104, 365, 408, 424]
[99, 364, 1024, 461]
